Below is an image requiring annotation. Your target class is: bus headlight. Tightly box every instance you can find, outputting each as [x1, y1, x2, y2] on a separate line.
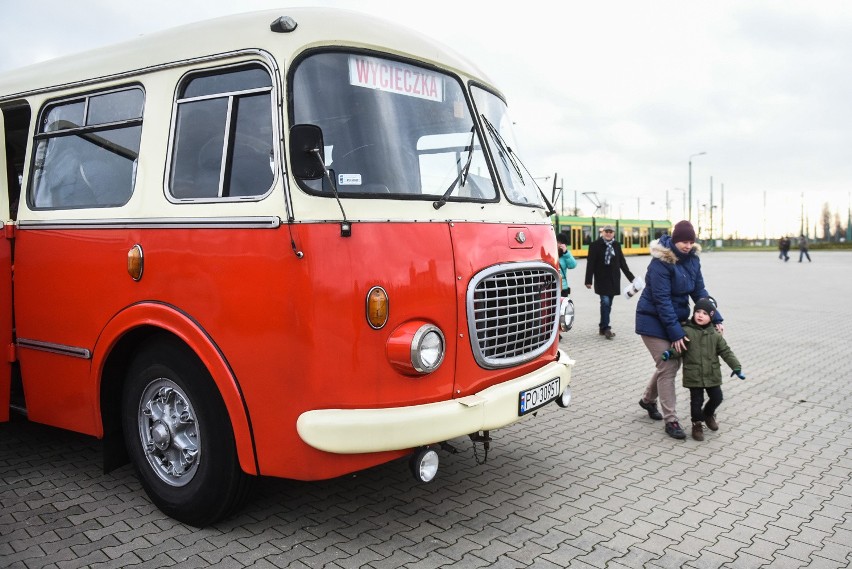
[387, 321, 446, 375]
[559, 298, 575, 332]
[411, 325, 445, 373]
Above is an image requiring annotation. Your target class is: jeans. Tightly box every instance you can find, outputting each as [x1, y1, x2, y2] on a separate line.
[598, 294, 614, 331]
[799, 250, 811, 262]
[690, 386, 723, 422]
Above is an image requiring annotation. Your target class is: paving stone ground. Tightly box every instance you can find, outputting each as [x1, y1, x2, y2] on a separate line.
[2, 249, 851, 569]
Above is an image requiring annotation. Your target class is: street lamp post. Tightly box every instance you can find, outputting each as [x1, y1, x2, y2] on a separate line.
[688, 152, 706, 222]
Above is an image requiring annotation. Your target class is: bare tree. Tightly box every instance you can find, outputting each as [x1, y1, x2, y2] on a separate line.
[821, 202, 832, 241]
[834, 212, 843, 242]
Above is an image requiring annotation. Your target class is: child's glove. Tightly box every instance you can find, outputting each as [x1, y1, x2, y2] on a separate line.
[730, 369, 746, 380]
[661, 350, 674, 361]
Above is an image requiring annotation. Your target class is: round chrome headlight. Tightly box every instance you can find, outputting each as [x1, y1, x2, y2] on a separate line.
[411, 324, 445, 373]
[559, 298, 575, 332]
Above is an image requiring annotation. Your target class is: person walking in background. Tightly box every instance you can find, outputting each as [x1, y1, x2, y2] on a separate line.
[556, 232, 577, 296]
[635, 220, 724, 440]
[660, 298, 745, 441]
[778, 236, 790, 261]
[798, 235, 811, 262]
[585, 225, 635, 339]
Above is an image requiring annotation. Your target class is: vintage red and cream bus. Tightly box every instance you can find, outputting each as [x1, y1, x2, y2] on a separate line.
[0, 8, 573, 525]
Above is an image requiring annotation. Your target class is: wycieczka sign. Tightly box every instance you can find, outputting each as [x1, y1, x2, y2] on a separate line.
[349, 55, 444, 102]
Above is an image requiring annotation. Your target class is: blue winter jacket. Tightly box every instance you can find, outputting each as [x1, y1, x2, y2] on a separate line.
[635, 235, 722, 341]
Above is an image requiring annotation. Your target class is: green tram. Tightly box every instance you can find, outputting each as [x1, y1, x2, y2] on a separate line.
[553, 216, 672, 258]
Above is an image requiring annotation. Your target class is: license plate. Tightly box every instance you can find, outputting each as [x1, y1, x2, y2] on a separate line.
[518, 377, 560, 415]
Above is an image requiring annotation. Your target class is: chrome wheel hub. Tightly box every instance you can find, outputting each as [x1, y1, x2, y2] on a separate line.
[137, 380, 200, 487]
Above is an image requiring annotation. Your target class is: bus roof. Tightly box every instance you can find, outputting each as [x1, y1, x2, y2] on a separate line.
[0, 8, 496, 100]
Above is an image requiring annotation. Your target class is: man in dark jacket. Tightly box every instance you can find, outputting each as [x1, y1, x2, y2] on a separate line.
[585, 225, 635, 339]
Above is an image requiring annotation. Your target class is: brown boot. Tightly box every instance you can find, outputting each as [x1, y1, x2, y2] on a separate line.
[692, 421, 704, 441]
[704, 414, 719, 431]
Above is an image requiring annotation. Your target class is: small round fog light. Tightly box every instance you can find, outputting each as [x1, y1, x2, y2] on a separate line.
[410, 447, 439, 483]
[555, 387, 572, 408]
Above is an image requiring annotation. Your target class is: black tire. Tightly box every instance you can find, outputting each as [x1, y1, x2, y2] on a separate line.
[122, 337, 252, 526]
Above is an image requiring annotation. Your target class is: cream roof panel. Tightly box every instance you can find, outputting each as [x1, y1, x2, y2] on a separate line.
[0, 8, 497, 99]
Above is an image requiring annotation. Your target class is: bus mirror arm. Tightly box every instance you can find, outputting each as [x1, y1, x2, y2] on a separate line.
[311, 148, 352, 237]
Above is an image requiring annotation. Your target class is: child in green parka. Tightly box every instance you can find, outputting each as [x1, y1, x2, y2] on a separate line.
[661, 298, 745, 441]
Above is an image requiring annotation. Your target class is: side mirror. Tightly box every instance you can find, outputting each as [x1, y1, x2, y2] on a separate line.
[289, 124, 325, 180]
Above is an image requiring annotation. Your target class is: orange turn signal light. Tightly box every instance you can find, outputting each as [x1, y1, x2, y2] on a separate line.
[127, 244, 144, 281]
[366, 286, 388, 329]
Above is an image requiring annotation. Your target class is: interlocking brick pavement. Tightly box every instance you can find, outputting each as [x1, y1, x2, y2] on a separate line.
[2, 250, 851, 568]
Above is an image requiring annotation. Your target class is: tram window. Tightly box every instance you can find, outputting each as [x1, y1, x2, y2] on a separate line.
[582, 225, 592, 245]
[30, 87, 143, 209]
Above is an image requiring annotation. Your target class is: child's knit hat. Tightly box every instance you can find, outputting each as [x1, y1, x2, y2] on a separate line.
[693, 297, 716, 316]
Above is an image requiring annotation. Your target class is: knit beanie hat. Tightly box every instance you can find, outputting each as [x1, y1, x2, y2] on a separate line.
[693, 297, 716, 316]
[671, 220, 696, 243]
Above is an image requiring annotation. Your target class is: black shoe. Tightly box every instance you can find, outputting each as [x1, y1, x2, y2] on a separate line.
[704, 414, 719, 431]
[665, 421, 686, 439]
[604, 329, 614, 339]
[639, 399, 663, 420]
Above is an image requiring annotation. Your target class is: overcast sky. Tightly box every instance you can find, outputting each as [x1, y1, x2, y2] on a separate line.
[2, 0, 851, 238]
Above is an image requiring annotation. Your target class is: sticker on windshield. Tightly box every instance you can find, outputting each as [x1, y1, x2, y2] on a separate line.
[338, 173, 362, 186]
[349, 55, 444, 102]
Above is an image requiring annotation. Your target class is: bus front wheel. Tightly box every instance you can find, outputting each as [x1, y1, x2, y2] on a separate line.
[122, 338, 251, 526]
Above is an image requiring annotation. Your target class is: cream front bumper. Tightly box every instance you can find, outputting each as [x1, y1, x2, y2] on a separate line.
[296, 350, 574, 454]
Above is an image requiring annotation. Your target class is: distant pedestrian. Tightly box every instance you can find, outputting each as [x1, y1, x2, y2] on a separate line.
[778, 236, 790, 262]
[556, 232, 577, 296]
[635, 220, 724, 440]
[660, 298, 744, 441]
[585, 225, 635, 339]
[798, 235, 811, 262]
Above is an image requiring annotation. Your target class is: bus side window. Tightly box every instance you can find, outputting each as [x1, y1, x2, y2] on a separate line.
[29, 88, 143, 210]
[168, 64, 275, 200]
[3, 107, 30, 220]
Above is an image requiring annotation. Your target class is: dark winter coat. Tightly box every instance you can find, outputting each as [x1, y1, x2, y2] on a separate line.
[584, 237, 635, 297]
[635, 235, 722, 341]
[666, 320, 741, 389]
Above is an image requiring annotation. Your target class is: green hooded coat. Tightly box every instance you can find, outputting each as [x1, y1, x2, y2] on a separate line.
[669, 320, 741, 388]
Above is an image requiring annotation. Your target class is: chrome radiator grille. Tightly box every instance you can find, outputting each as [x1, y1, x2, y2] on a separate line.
[466, 262, 560, 369]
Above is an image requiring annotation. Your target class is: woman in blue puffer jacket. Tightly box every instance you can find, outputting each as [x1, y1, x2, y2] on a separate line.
[635, 220, 723, 440]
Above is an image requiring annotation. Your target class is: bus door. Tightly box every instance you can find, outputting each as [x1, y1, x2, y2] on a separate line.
[622, 229, 633, 250]
[0, 107, 17, 422]
[12, 89, 143, 434]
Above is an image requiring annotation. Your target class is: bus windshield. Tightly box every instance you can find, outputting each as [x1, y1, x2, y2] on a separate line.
[472, 86, 543, 208]
[291, 52, 496, 202]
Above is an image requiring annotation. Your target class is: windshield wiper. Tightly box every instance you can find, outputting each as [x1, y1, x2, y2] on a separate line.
[433, 127, 476, 210]
[480, 115, 555, 214]
[481, 116, 524, 182]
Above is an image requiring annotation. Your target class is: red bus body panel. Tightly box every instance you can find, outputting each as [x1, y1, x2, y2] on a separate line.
[12, 219, 558, 479]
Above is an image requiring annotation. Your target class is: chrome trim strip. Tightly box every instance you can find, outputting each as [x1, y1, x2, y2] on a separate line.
[17, 216, 282, 230]
[17, 338, 92, 359]
[285, 218, 554, 225]
[0, 49, 279, 102]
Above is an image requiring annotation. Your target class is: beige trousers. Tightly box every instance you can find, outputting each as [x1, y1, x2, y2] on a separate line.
[641, 335, 681, 424]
